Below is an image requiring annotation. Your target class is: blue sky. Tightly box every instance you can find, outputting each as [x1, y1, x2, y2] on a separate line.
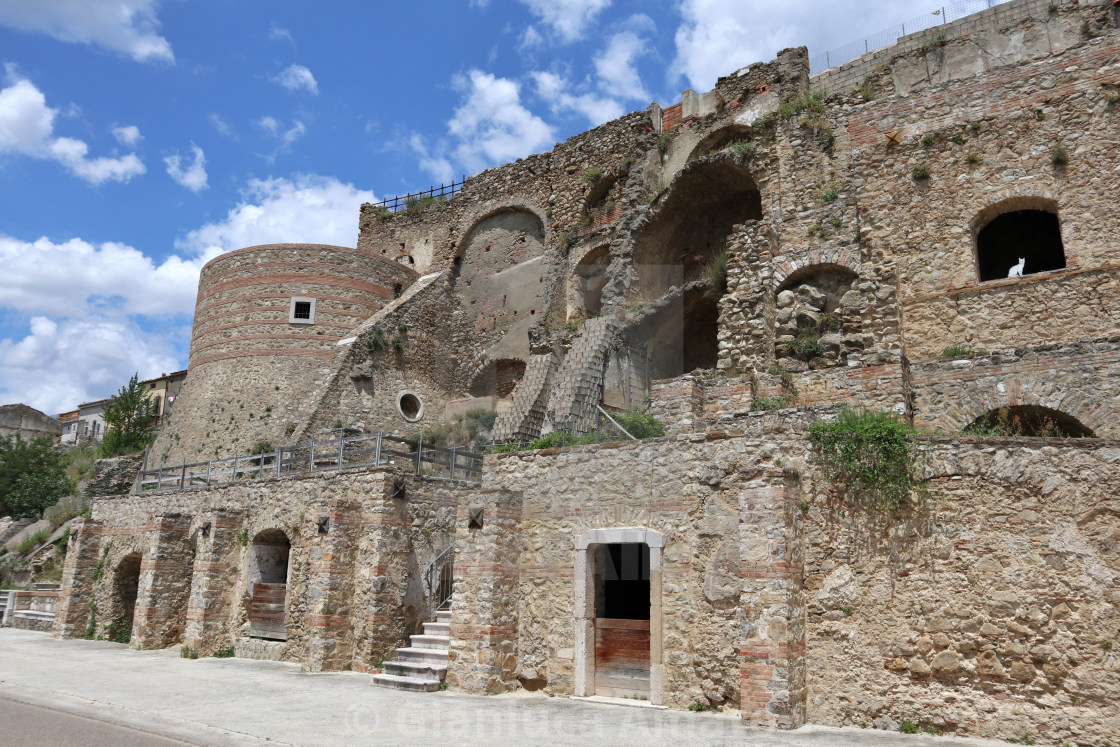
[0, 0, 940, 415]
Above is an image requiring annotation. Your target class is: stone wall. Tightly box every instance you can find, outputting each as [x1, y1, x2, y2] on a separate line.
[0, 403, 61, 441]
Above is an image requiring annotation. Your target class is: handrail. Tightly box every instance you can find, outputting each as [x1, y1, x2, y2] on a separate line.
[423, 543, 455, 620]
[596, 405, 636, 441]
[138, 431, 484, 493]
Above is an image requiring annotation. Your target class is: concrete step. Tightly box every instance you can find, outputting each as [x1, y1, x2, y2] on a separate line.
[370, 673, 441, 692]
[395, 647, 449, 664]
[434, 610, 451, 624]
[422, 621, 449, 636]
[409, 634, 449, 650]
[379, 660, 447, 681]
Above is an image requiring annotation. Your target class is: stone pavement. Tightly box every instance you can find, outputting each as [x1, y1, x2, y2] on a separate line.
[0, 630, 1007, 747]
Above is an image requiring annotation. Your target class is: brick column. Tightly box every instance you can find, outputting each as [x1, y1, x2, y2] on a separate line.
[133, 513, 194, 649]
[739, 470, 806, 729]
[350, 478, 412, 673]
[304, 502, 358, 672]
[184, 509, 244, 654]
[52, 518, 102, 639]
[446, 490, 522, 694]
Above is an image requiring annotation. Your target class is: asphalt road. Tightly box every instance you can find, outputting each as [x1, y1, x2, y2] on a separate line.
[0, 629, 1008, 747]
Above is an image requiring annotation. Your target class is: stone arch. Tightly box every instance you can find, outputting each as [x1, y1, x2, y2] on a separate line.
[633, 160, 762, 297]
[772, 250, 861, 291]
[970, 195, 1066, 282]
[573, 528, 664, 704]
[687, 124, 754, 163]
[570, 244, 610, 318]
[774, 263, 860, 370]
[108, 552, 143, 644]
[964, 404, 1095, 438]
[581, 175, 624, 229]
[453, 202, 548, 281]
[247, 529, 291, 641]
[923, 375, 1110, 438]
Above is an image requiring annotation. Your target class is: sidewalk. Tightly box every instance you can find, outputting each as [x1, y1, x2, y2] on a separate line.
[0, 630, 1005, 746]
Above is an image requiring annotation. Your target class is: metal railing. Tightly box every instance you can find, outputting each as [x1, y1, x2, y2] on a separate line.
[138, 432, 484, 492]
[372, 177, 466, 213]
[424, 543, 455, 620]
[810, 0, 1013, 74]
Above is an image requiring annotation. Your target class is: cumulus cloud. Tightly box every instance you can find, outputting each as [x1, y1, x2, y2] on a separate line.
[176, 174, 375, 256]
[0, 74, 145, 184]
[531, 71, 623, 126]
[445, 70, 553, 175]
[164, 143, 208, 193]
[112, 124, 142, 147]
[0, 0, 174, 63]
[594, 19, 654, 102]
[673, 0, 933, 91]
[256, 116, 306, 163]
[517, 0, 611, 42]
[409, 134, 456, 185]
[0, 315, 183, 415]
[0, 233, 211, 317]
[273, 64, 319, 95]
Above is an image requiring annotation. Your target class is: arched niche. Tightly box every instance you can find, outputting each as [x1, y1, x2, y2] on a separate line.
[687, 125, 753, 163]
[248, 529, 291, 641]
[972, 197, 1066, 282]
[582, 176, 624, 228]
[774, 264, 859, 369]
[108, 552, 143, 643]
[633, 161, 761, 297]
[571, 245, 610, 318]
[455, 207, 546, 286]
[964, 405, 1095, 438]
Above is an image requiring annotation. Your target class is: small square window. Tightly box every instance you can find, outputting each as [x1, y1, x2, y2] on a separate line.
[288, 297, 316, 324]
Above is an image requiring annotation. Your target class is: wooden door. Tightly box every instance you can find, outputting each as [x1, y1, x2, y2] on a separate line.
[595, 617, 650, 697]
[249, 582, 287, 640]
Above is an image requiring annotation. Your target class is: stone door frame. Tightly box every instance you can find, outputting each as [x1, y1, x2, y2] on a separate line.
[573, 527, 664, 704]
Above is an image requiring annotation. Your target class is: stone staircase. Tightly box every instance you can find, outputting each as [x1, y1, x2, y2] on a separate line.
[370, 608, 451, 692]
[490, 352, 558, 443]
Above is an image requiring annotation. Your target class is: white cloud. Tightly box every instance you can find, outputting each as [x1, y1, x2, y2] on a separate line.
[176, 174, 375, 256]
[164, 143, 208, 193]
[209, 113, 234, 137]
[446, 70, 553, 174]
[409, 134, 456, 185]
[518, 25, 544, 51]
[517, 0, 611, 42]
[112, 124, 142, 147]
[594, 22, 653, 101]
[673, 0, 933, 91]
[0, 0, 173, 63]
[256, 116, 306, 163]
[268, 24, 294, 45]
[273, 64, 319, 95]
[0, 233, 210, 317]
[0, 315, 183, 415]
[0, 74, 145, 184]
[531, 71, 623, 126]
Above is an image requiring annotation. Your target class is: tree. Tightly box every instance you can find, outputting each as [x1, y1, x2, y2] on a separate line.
[0, 434, 70, 518]
[99, 373, 157, 457]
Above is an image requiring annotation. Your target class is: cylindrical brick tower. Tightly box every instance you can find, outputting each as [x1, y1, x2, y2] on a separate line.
[152, 244, 419, 464]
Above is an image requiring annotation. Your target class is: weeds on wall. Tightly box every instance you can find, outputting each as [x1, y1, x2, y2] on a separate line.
[1051, 146, 1069, 166]
[82, 600, 97, 640]
[415, 409, 498, 451]
[583, 166, 604, 183]
[708, 250, 729, 290]
[489, 409, 665, 453]
[656, 133, 674, 154]
[728, 140, 753, 158]
[365, 327, 389, 355]
[809, 408, 926, 524]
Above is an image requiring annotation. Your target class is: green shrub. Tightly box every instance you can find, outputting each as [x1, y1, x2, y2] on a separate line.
[786, 328, 821, 359]
[104, 623, 131, 644]
[1107, 93, 1120, 106]
[365, 327, 389, 355]
[966, 152, 982, 165]
[610, 410, 666, 439]
[708, 250, 728, 290]
[899, 720, 920, 734]
[181, 645, 199, 659]
[17, 529, 49, 555]
[912, 163, 930, 180]
[583, 166, 604, 183]
[809, 409, 923, 515]
[779, 92, 825, 118]
[213, 646, 235, 658]
[656, 133, 674, 154]
[375, 205, 392, 219]
[818, 313, 841, 333]
[98, 373, 157, 457]
[820, 187, 839, 203]
[82, 601, 97, 640]
[752, 395, 793, 411]
[1051, 146, 1069, 166]
[728, 140, 753, 157]
[941, 345, 975, 358]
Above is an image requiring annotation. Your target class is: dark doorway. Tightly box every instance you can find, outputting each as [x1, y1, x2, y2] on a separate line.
[594, 543, 651, 698]
[248, 529, 290, 641]
[109, 553, 142, 643]
[976, 209, 1065, 281]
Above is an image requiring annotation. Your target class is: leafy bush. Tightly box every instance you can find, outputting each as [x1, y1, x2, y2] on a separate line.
[416, 409, 498, 451]
[656, 133, 674, 154]
[17, 529, 50, 555]
[1, 434, 71, 518]
[8, 471, 72, 521]
[779, 92, 825, 118]
[786, 328, 822, 359]
[899, 720, 920, 734]
[912, 164, 931, 180]
[809, 409, 923, 514]
[375, 205, 392, 219]
[213, 646, 235, 658]
[610, 410, 666, 439]
[728, 140, 753, 157]
[365, 327, 389, 355]
[752, 395, 794, 411]
[1051, 146, 1069, 166]
[99, 373, 157, 457]
[818, 313, 841, 333]
[820, 187, 839, 203]
[181, 645, 200, 659]
[941, 345, 975, 358]
[104, 623, 131, 644]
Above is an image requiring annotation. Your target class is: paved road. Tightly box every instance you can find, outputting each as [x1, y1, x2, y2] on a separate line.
[0, 629, 1006, 746]
[0, 696, 190, 746]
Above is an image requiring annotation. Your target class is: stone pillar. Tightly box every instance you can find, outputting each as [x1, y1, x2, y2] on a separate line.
[446, 490, 522, 694]
[52, 518, 102, 639]
[133, 513, 194, 649]
[184, 509, 244, 654]
[350, 477, 413, 673]
[304, 502, 358, 672]
[738, 470, 806, 729]
[718, 222, 777, 373]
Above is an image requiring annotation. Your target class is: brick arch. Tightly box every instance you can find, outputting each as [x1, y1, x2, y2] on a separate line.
[771, 249, 861, 291]
[687, 124, 754, 163]
[923, 375, 1111, 439]
[967, 190, 1060, 235]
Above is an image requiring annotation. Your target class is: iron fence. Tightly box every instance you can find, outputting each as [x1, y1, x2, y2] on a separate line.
[424, 543, 455, 620]
[138, 431, 484, 492]
[810, 0, 1013, 74]
[372, 177, 467, 213]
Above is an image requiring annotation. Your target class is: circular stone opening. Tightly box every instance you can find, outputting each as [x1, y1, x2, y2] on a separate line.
[396, 391, 424, 422]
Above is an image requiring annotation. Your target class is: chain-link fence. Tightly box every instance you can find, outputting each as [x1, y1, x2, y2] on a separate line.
[810, 0, 1014, 74]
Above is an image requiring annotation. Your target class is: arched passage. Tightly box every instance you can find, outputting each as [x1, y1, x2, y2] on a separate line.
[248, 529, 291, 641]
[571, 245, 609, 318]
[633, 161, 762, 297]
[973, 198, 1065, 282]
[108, 552, 142, 643]
[964, 405, 1095, 438]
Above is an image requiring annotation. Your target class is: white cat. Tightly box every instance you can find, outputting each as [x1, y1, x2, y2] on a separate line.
[1008, 258, 1025, 278]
